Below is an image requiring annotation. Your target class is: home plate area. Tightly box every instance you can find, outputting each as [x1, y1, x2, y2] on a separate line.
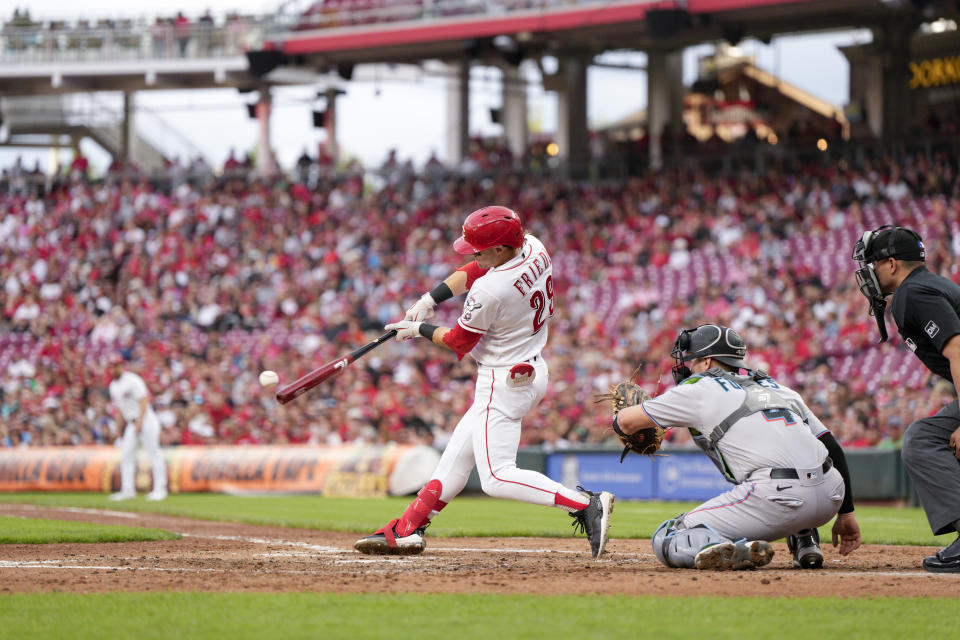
[1, 505, 957, 598]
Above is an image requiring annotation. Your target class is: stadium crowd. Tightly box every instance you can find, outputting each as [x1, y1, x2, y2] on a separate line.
[1, 148, 959, 452]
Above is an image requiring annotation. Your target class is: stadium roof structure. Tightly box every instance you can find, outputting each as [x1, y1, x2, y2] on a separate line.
[266, 0, 902, 67]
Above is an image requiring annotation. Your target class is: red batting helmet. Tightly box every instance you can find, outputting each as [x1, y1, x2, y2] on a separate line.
[453, 206, 524, 254]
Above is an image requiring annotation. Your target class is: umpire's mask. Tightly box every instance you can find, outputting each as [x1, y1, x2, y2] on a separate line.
[851, 225, 925, 343]
[670, 324, 748, 384]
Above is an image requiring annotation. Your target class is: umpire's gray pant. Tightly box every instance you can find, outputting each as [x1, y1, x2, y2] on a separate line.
[902, 399, 960, 535]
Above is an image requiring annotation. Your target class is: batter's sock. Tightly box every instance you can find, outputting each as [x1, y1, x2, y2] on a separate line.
[395, 479, 447, 537]
[553, 488, 590, 513]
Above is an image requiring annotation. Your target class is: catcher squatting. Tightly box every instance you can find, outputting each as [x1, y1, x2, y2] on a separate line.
[611, 325, 862, 570]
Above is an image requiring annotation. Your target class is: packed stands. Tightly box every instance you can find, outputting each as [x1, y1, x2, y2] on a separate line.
[1, 147, 958, 452]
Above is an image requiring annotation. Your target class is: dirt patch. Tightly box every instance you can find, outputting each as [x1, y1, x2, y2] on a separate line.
[1, 504, 958, 598]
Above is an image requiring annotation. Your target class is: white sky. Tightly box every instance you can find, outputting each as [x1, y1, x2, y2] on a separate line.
[0, 1, 873, 172]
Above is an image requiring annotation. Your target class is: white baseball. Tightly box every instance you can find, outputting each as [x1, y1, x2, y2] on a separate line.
[258, 370, 280, 388]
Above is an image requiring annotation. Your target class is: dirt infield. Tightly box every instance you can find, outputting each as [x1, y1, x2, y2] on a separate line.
[2, 504, 959, 598]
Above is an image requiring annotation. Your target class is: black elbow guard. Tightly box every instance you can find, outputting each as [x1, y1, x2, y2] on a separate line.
[819, 431, 854, 514]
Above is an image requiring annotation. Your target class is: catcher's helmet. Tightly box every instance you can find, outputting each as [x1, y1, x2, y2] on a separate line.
[453, 206, 524, 255]
[671, 324, 748, 384]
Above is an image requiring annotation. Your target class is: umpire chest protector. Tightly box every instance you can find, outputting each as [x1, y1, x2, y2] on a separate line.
[691, 368, 803, 483]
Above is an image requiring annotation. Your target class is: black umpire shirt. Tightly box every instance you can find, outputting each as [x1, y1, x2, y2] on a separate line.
[889, 266, 960, 382]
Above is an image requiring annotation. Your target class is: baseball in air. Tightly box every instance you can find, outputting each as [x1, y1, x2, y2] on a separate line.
[259, 370, 280, 388]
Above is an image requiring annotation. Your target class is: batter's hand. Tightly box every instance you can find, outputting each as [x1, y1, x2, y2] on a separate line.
[831, 512, 862, 556]
[385, 320, 423, 341]
[405, 293, 436, 322]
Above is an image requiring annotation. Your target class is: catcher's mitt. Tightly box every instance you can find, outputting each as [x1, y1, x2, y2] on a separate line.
[601, 381, 665, 462]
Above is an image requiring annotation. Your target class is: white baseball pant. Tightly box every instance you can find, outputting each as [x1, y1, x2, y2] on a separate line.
[680, 466, 845, 542]
[429, 357, 584, 506]
[119, 410, 167, 495]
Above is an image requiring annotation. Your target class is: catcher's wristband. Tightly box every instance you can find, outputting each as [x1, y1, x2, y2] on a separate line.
[430, 283, 453, 304]
[612, 413, 628, 438]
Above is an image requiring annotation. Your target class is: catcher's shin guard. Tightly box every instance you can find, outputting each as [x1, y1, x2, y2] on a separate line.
[652, 518, 730, 568]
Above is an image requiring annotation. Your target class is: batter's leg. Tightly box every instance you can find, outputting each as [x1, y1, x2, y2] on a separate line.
[354, 398, 479, 554]
[471, 366, 589, 509]
[390, 409, 481, 537]
[472, 406, 585, 507]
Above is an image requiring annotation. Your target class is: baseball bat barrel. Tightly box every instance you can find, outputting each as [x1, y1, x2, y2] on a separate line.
[275, 330, 397, 404]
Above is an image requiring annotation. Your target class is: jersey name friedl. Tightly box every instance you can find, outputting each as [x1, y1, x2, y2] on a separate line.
[511, 251, 552, 297]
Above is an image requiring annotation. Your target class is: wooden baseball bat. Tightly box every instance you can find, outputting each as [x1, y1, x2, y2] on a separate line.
[275, 330, 398, 404]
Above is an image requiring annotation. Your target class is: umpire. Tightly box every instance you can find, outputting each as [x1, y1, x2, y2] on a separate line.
[852, 224, 960, 573]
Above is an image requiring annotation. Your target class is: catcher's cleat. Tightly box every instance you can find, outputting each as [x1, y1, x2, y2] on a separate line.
[786, 528, 823, 569]
[354, 519, 427, 556]
[569, 486, 615, 559]
[694, 540, 774, 571]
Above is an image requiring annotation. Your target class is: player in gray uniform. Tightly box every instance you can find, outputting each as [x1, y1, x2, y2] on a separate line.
[613, 325, 862, 570]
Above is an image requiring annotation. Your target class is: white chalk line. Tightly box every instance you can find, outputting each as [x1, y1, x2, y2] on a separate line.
[181, 533, 587, 556]
[2, 505, 139, 519]
[0, 560, 222, 572]
[181, 533, 341, 553]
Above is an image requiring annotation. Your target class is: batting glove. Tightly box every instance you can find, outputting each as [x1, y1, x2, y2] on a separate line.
[385, 320, 423, 341]
[404, 293, 436, 322]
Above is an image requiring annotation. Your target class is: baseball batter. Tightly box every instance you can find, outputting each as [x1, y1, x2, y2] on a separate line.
[108, 355, 167, 501]
[354, 206, 613, 558]
[614, 325, 861, 570]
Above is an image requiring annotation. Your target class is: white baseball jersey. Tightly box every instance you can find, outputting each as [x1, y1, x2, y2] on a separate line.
[641, 374, 829, 484]
[457, 234, 554, 367]
[109, 371, 154, 423]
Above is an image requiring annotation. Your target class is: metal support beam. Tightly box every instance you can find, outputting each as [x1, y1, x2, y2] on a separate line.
[122, 91, 133, 163]
[500, 63, 528, 159]
[646, 49, 683, 171]
[255, 87, 277, 177]
[555, 52, 589, 179]
[324, 87, 343, 162]
[445, 60, 470, 165]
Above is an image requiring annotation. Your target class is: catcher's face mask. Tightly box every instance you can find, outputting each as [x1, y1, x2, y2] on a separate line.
[851, 225, 925, 343]
[670, 328, 696, 385]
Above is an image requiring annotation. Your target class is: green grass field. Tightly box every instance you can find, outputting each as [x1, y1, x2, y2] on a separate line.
[0, 515, 178, 544]
[1, 492, 958, 639]
[1, 593, 958, 640]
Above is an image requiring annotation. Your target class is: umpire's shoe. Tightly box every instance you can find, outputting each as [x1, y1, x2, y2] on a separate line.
[787, 528, 823, 569]
[694, 540, 774, 570]
[570, 486, 615, 559]
[922, 535, 960, 573]
[354, 519, 427, 556]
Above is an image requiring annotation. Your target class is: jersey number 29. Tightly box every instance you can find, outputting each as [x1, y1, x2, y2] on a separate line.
[530, 275, 555, 334]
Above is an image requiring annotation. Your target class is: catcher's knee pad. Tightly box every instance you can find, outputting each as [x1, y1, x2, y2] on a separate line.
[652, 518, 730, 569]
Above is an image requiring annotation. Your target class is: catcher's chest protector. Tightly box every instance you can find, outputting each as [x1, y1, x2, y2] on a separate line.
[693, 369, 804, 482]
